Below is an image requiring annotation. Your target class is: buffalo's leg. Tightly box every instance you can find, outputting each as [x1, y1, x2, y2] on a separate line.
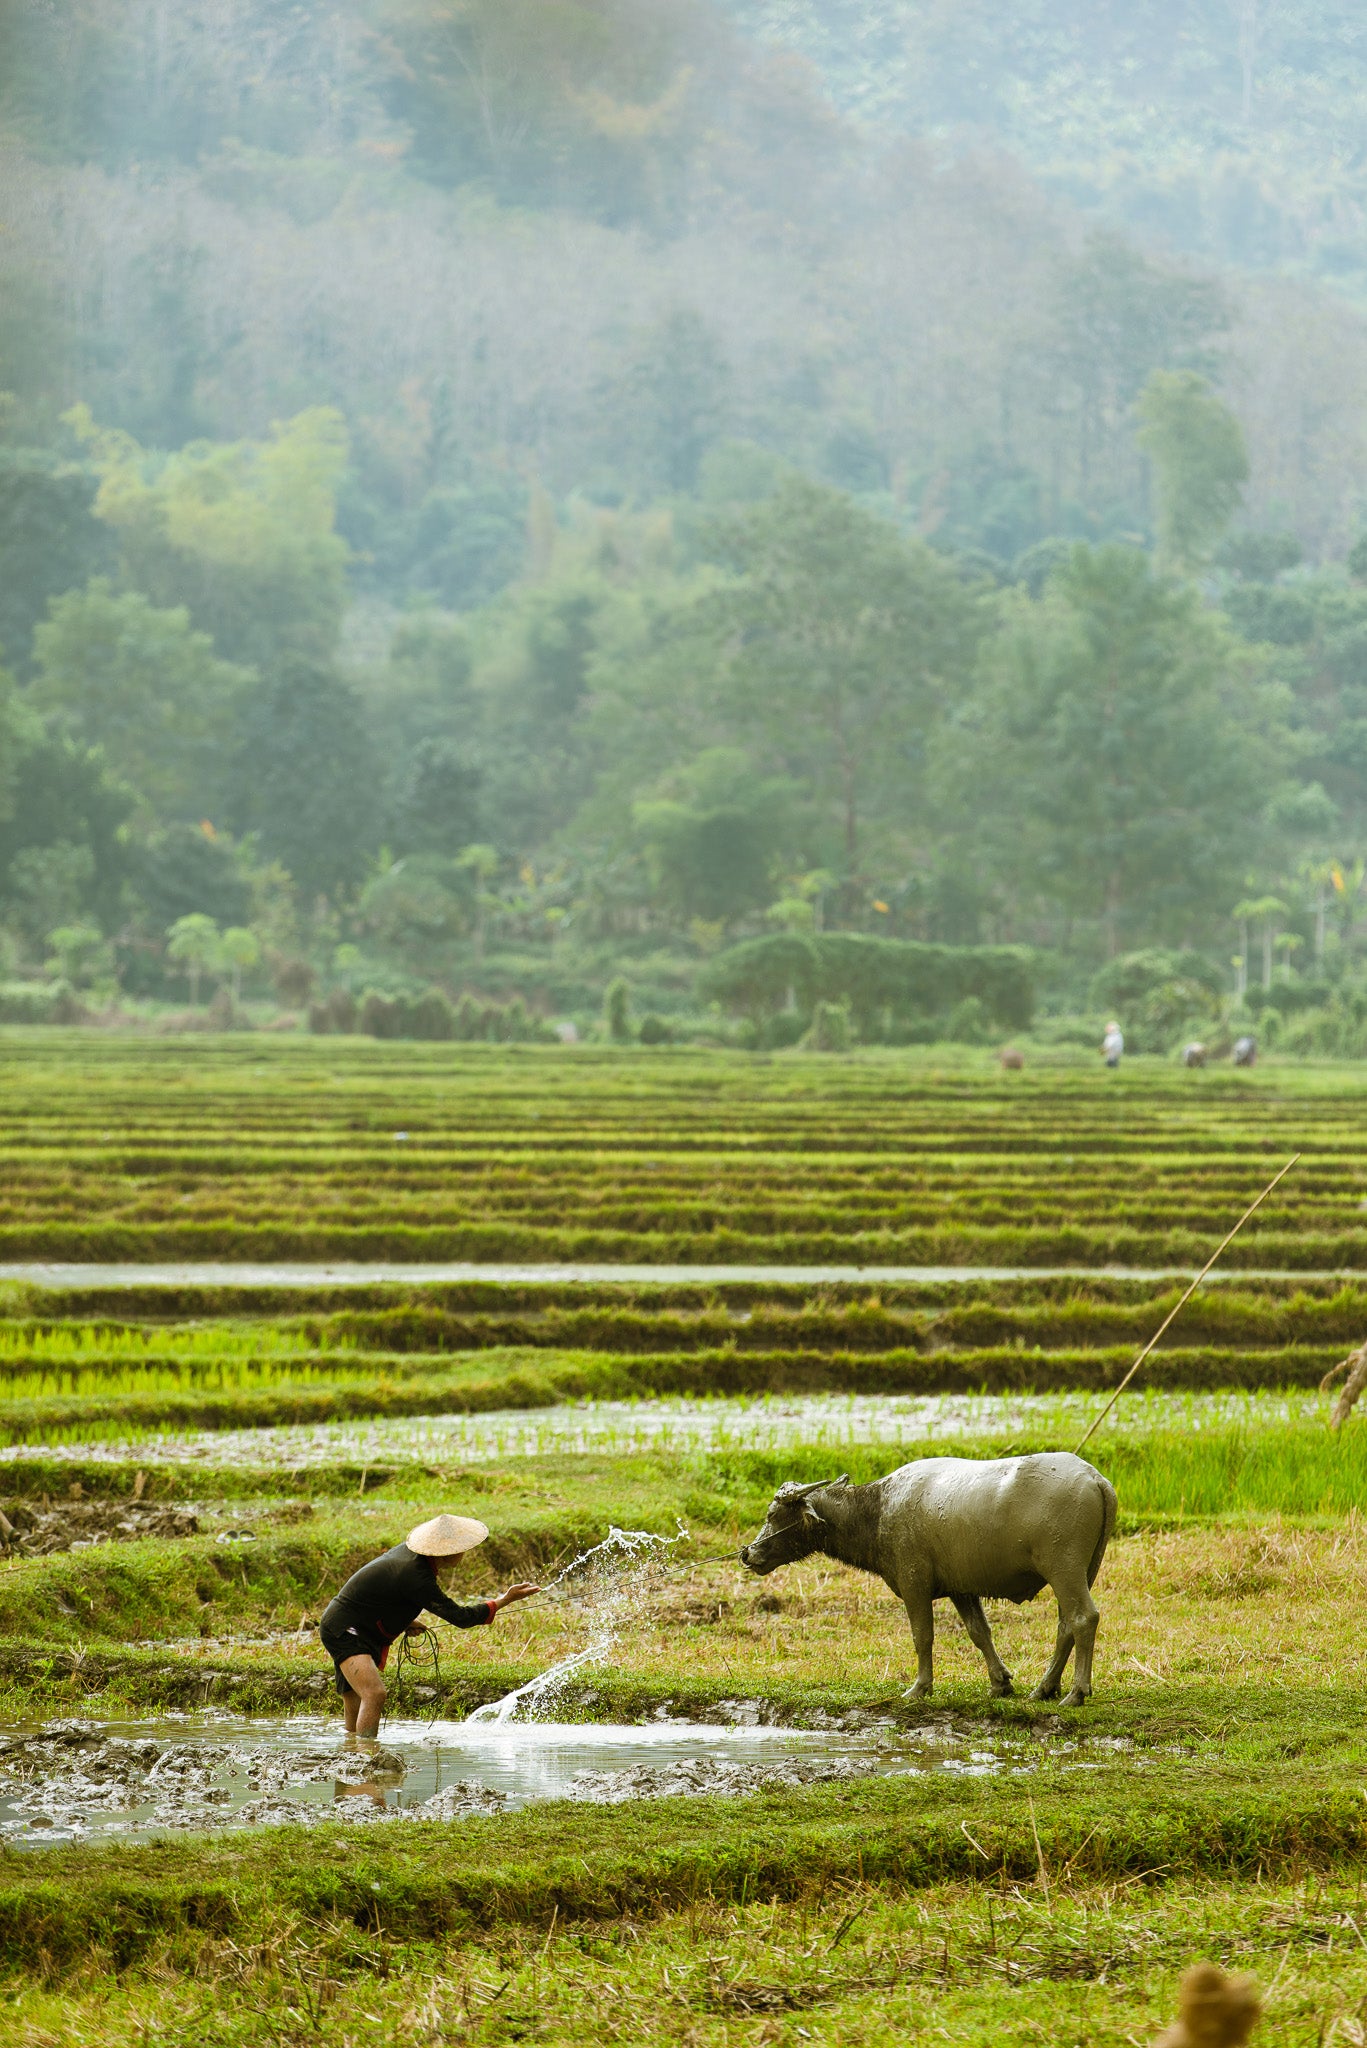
[901, 1587, 935, 1697]
[1032, 1615, 1074, 1701]
[1063, 1601, 1100, 1706]
[1050, 1578, 1100, 1706]
[950, 1593, 1013, 1697]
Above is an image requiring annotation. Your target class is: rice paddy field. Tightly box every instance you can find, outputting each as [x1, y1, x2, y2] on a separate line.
[4, 1035, 1367, 2044]
[0, 1030, 1363, 1266]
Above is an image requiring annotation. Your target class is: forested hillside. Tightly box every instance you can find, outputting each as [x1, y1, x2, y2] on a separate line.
[730, 2, 1367, 285]
[2, 0, 1367, 1049]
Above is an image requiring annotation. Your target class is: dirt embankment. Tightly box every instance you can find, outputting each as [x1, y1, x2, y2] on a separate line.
[0, 1498, 199, 1556]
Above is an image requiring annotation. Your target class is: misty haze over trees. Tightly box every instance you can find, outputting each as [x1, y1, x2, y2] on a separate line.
[3, 0, 1367, 1052]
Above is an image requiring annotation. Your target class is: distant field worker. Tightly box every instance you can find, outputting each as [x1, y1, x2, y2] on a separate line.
[1182, 1042, 1208, 1068]
[1233, 1035, 1257, 1067]
[320, 1514, 539, 1738]
[1102, 1020, 1124, 1069]
[999, 1046, 1025, 1070]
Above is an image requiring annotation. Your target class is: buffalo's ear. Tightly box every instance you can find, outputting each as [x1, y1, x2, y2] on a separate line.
[802, 1502, 825, 1526]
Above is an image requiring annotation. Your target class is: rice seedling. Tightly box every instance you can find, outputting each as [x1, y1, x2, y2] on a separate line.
[8, 1387, 1360, 1506]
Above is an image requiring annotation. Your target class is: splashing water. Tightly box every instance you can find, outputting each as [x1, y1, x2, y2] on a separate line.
[466, 1525, 685, 1725]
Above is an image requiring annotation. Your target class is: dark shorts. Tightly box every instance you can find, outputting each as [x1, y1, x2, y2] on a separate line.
[320, 1623, 392, 1697]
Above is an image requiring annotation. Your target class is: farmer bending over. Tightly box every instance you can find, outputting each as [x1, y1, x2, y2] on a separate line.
[320, 1512, 539, 1737]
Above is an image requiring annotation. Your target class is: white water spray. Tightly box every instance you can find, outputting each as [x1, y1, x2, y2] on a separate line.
[466, 1524, 685, 1725]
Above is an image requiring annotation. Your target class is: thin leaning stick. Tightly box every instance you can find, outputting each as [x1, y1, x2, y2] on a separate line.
[1074, 1154, 1299, 1454]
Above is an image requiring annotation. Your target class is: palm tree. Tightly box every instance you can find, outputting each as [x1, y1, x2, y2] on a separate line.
[1231, 899, 1258, 999]
[219, 927, 260, 1010]
[1300, 858, 1336, 971]
[1274, 931, 1303, 984]
[165, 914, 221, 1006]
[1331, 857, 1367, 960]
[456, 844, 500, 963]
[1232, 897, 1286, 993]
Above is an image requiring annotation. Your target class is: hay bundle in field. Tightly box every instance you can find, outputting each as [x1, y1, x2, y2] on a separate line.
[1154, 1963, 1261, 2047]
[1321, 1341, 1367, 1429]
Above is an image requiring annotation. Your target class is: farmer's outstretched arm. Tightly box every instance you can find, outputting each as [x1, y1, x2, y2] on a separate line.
[418, 1581, 540, 1628]
[422, 1586, 499, 1628]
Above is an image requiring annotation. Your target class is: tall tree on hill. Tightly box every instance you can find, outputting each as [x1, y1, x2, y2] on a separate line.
[1136, 370, 1249, 571]
[228, 659, 377, 903]
[601, 308, 730, 496]
[0, 452, 110, 675]
[476, 576, 616, 852]
[942, 544, 1284, 953]
[707, 478, 983, 877]
[31, 579, 251, 822]
[0, 665, 133, 942]
[1044, 235, 1229, 508]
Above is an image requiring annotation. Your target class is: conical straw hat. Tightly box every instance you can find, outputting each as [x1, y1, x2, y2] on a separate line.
[406, 1513, 489, 1557]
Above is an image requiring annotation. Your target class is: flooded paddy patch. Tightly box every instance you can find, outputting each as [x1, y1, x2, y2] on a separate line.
[0, 1710, 984, 1847]
[1, 1385, 1337, 1470]
[0, 1262, 1270, 1287]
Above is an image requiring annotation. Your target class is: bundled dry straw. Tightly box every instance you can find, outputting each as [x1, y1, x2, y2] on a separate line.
[1321, 1341, 1367, 1430]
[1153, 1964, 1262, 2047]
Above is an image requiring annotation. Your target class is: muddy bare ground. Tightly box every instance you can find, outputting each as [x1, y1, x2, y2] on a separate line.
[0, 1497, 201, 1556]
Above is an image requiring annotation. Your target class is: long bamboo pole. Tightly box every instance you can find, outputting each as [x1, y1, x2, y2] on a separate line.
[1074, 1154, 1299, 1454]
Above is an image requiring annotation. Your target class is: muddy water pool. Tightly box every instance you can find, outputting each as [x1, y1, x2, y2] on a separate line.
[3, 1388, 1330, 1470]
[0, 1712, 1012, 1848]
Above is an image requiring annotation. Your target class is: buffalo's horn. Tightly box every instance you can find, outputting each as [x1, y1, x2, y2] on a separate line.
[783, 1474, 850, 1499]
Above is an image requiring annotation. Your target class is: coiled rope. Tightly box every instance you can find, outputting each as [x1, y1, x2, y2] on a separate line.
[385, 1625, 444, 1725]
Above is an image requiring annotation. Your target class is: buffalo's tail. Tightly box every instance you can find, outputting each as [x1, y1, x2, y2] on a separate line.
[1086, 1474, 1118, 1587]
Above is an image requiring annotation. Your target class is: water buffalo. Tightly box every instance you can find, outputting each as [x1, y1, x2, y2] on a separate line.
[740, 1452, 1117, 1706]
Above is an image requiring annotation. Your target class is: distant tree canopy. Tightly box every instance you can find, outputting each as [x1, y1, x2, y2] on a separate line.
[377, 0, 744, 223]
[634, 749, 796, 922]
[31, 580, 251, 821]
[701, 932, 1036, 1032]
[393, 739, 483, 858]
[66, 407, 351, 671]
[132, 825, 252, 937]
[229, 661, 376, 903]
[0, 453, 110, 675]
[0, 698, 134, 946]
[943, 545, 1284, 952]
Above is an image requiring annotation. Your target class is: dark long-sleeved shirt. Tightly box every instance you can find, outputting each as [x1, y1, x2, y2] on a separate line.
[321, 1542, 493, 1657]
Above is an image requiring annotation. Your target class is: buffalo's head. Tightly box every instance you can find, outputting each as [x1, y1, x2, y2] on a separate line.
[739, 1475, 849, 1574]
